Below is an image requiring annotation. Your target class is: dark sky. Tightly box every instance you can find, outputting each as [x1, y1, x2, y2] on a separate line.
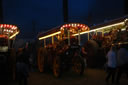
[2, 0, 125, 39]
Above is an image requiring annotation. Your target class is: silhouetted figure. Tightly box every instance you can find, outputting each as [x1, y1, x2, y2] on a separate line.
[16, 48, 29, 85]
[81, 47, 87, 68]
[116, 44, 128, 84]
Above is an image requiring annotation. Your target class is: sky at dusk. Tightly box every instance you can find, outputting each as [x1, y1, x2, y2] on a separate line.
[2, 0, 125, 38]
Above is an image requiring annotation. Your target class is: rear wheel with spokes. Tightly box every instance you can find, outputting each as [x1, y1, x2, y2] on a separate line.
[38, 47, 46, 73]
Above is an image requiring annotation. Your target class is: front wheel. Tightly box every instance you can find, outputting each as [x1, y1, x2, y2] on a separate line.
[53, 56, 61, 78]
[72, 56, 85, 75]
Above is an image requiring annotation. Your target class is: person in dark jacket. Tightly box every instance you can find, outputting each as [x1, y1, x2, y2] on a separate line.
[16, 48, 29, 85]
[116, 44, 128, 84]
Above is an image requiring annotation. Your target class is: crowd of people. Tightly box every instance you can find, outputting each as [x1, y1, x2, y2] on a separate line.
[105, 44, 128, 85]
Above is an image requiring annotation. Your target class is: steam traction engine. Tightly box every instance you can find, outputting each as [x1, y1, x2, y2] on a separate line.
[83, 18, 128, 68]
[0, 24, 19, 80]
[38, 23, 90, 77]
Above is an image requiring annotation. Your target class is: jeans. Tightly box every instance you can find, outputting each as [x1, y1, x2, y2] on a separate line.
[106, 67, 116, 83]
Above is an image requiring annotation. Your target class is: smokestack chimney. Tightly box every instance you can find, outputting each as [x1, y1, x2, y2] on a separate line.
[63, 0, 68, 22]
[124, 0, 128, 15]
[0, 0, 3, 23]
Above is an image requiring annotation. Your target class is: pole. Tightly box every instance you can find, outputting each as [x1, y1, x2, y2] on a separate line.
[8, 33, 10, 49]
[96, 31, 97, 36]
[78, 30, 80, 45]
[102, 30, 104, 37]
[61, 34, 62, 40]
[68, 30, 70, 46]
[44, 39, 46, 48]
[88, 32, 89, 40]
[52, 36, 54, 44]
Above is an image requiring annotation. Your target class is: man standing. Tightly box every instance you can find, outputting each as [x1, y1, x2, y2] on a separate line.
[16, 48, 29, 85]
[105, 45, 117, 84]
[116, 44, 128, 84]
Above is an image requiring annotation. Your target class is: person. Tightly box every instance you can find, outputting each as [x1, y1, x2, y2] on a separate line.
[81, 47, 87, 68]
[29, 54, 33, 72]
[116, 44, 128, 84]
[16, 48, 29, 85]
[105, 45, 117, 84]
